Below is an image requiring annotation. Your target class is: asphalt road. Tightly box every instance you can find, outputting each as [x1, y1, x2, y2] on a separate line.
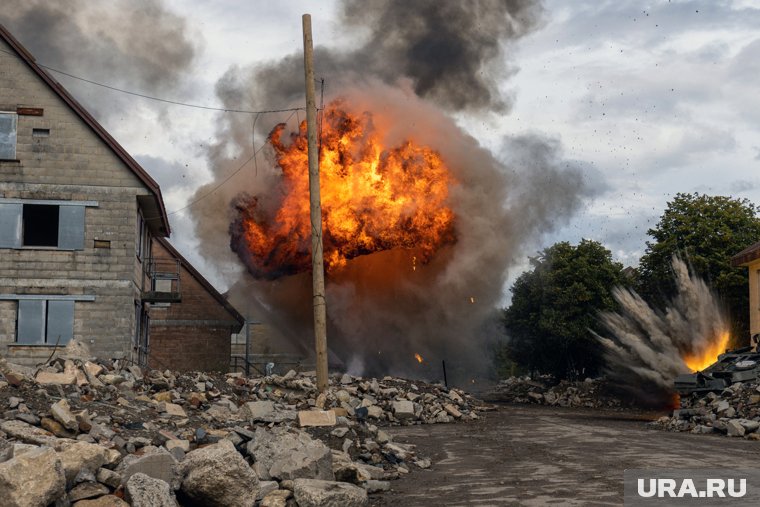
[375, 404, 760, 506]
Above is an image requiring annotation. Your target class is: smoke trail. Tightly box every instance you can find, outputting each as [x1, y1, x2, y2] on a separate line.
[595, 256, 729, 406]
[0, 0, 199, 120]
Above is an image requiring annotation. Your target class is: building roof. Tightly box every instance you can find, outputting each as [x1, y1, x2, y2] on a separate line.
[154, 236, 246, 331]
[732, 241, 760, 267]
[0, 24, 170, 236]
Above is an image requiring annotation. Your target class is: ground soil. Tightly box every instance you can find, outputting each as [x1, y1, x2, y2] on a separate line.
[372, 403, 760, 506]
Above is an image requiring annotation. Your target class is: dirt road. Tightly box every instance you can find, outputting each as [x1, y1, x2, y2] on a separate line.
[375, 404, 760, 506]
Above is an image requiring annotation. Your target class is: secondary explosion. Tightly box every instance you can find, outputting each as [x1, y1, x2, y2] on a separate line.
[595, 256, 730, 406]
[230, 102, 456, 280]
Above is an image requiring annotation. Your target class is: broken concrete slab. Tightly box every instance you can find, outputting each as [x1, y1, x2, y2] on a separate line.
[119, 449, 178, 488]
[293, 478, 368, 507]
[0, 447, 66, 507]
[298, 410, 337, 427]
[36, 366, 77, 385]
[260, 489, 292, 507]
[162, 403, 187, 418]
[125, 473, 177, 507]
[1, 419, 58, 446]
[242, 400, 276, 421]
[727, 419, 745, 437]
[57, 440, 109, 486]
[247, 426, 334, 482]
[51, 399, 79, 431]
[179, 439, 259, 507]
[392, 400, 416, 420]
[68, 482, 110, 502]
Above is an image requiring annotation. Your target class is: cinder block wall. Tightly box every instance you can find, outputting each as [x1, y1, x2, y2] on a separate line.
[0, 37, 150, 364]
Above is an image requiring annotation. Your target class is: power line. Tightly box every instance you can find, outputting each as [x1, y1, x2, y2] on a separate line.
[0, 46, 304, 115]
[161, 109, 300, 219]
[0, 46, 327, 220]
[43, 63, 305, 115]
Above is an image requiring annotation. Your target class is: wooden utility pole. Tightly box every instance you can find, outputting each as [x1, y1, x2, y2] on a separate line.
[302, 14, 329, 392]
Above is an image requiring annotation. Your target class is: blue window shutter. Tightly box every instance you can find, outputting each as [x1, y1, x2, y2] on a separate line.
[0, 203, 22, 248]
[46, 300, 74, 345]
[0, 113, 17, 159]
[58, 205, 85, 250]
[17, 300, 45, 344]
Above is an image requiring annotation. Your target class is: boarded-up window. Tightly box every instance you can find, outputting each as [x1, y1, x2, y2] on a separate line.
[16, 299, 74, 345]
[0, 201, 85, 250]
[58, 205, 85, 250]
[17, 300, 45, 344]
[46, 300, 74, 344]
[0, 112, 17, 159]
[0, 203, 22, 248]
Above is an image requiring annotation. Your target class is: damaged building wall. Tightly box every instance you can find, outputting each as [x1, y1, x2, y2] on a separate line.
[733, 241, 760, 338]
[0, 31, 159, 365]
[147, 238, 244, 372]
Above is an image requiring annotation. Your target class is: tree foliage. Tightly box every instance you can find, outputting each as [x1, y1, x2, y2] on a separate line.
[502, 239, 629, 379]
[637, 193, 760, 344]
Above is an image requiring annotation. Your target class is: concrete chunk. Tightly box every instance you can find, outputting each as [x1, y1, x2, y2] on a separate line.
[0, 447, 65, 507]
[293, 479, 368, 507]
[126, 473, 177, 507]
[298, 410, 337, 427]
[392, 400, 415, 419]
[51, 399, 79, 431]
[179, 439, 259, 507]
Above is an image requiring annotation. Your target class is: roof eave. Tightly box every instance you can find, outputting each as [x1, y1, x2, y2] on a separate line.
[0, 24, 170, 236]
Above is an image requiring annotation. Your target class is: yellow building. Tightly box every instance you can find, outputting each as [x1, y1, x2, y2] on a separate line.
[732, 241, 760, 341]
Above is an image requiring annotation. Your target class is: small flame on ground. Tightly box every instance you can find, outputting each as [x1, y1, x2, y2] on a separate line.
[414, 353, 423, 364]
[469, 296, 475, 304]
[412, 256, 417, 272]
[682, 331, 730, 372]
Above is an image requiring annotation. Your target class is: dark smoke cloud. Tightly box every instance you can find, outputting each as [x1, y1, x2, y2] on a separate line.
[0, 0, 199, 120]
[189, 0, 604, 382]
[223, 0, 544, 116]
[341, 0, 544, 112]
[193, 78, 602, 381]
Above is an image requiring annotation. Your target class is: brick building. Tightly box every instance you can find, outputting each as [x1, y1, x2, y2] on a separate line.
[0, 24, 242, 370]
[148, 237, 244, 371]
[732, 241, 760, 342]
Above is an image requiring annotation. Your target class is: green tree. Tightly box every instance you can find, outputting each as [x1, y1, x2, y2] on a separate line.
[502, 239, 629, 379]
[637, 193, 760, 344]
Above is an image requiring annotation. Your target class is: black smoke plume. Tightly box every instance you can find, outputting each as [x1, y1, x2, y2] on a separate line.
[191, 1, 604, 382]
[0, 0, 199, 121]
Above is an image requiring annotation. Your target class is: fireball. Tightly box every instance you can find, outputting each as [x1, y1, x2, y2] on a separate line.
[231, 100, 457, 280]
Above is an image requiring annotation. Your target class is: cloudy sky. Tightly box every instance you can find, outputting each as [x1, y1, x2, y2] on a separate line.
[3, 0, 760, 293]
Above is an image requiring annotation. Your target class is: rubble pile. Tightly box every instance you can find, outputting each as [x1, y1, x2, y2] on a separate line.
[0, 345, 483, 506]
[484, 375, 623, 409]
[651, 381, 760, 439]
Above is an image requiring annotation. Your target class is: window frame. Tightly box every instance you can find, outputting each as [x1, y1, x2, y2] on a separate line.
[0, 111, 18, 161]
[15, 298, 75, 346]
[0, 198, 95, 250]
[0, 294, 93, 347]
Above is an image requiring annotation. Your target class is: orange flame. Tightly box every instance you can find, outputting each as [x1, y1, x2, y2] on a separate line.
[414, 353, 423, 363]
[233, 101, 457, 280]
[682, 331, 730, 372]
